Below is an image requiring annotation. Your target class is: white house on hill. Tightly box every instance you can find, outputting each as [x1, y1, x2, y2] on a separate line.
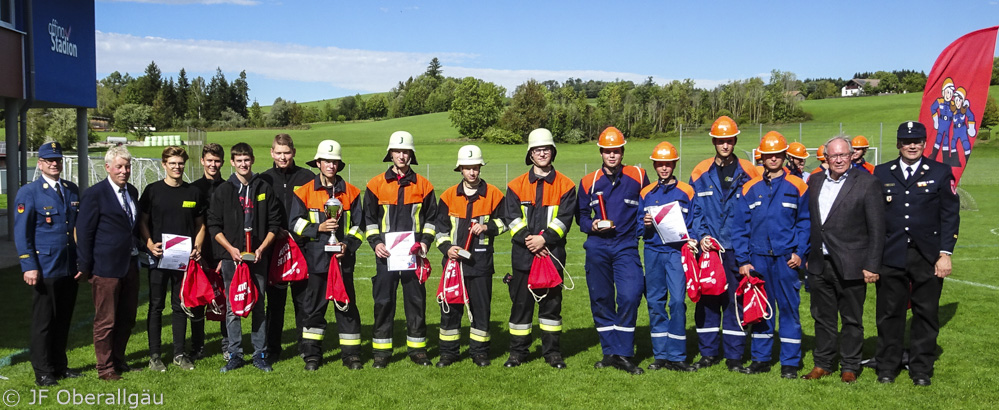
[841, 78, 880, 97]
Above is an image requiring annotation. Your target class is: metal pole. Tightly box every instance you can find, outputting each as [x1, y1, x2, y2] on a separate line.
[679, 124, 683, 177]
[5, 99, 20, 240]
[76, 108, 89, 189]
[799, 123, 803, 142]
[879, 122, 883, 163]
[839, 123, 843, 135]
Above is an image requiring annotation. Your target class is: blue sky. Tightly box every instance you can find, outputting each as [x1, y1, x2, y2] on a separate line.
[96, 0, 999, 105]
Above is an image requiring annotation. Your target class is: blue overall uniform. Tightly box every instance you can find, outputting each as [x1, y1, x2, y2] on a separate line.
[578, 165, 648, 357]
[689, 157, 759, 360]
[929, 98, 954, 154]
[733, 172, 810, 366]
[951, 104, 975, 157]
[639, 177, 697, 362]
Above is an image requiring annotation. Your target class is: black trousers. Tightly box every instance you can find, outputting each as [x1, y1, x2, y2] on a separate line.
[809, 256, 868, 373]
[371, 260, 427, 357]
[299, 267, 362, 362]
[265, 279, 308, 357]
[508, 267, 562, 359]
[876, 247, 943, 378]
[148, 268, 204, 357]
[439, 274, 493, 357]
[31, 275, 78, 378]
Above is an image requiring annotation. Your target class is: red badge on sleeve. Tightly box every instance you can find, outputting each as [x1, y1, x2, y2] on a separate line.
[17, 204, 24, 213]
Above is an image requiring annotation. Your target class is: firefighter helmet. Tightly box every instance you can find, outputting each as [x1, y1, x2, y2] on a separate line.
[525, 128, 557, 165]
[454, 145, 486, 171]
[758, 131, 788, 154]
[851, 135, 870, 149]
[709, 116, 740, 138]
[650, 141, 679, 161]
[307, 139, 345, 168]
[382, 131, 418, 165]
[597, 126, 626, 148]
[942, 77, 955, 91]
[787, 142, 809, 159]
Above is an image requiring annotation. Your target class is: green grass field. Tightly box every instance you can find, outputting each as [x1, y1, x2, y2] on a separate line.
[1, 92, 999, 409]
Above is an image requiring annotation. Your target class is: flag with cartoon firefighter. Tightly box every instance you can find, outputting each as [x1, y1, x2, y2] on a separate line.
[918, 26, 997, 186]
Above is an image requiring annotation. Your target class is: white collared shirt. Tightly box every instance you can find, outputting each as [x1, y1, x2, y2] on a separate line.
[41, 174, 62, 195]
[818, 169, 849, 255]
[899, 158, 922, 178]
[107, 177, 135, 222]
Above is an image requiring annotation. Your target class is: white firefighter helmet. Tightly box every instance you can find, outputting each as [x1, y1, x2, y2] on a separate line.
[382, 130, 418, 165]
[454, 145, 486, 171]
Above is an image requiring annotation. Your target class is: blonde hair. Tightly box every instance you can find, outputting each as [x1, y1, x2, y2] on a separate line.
[104, 145, 132, 164]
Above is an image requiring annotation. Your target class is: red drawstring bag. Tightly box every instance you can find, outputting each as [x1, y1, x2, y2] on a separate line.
[204, 264, 227, 321]
[269, 235, 308, 286]
[682, 246, 702, 303]
[180, 259, 215, 309]
[326, 255, 350, 312]
[735, 274, 773, 328]
[410, 243, 431, 284]
[436, 259, 474, 321]
[698, 238, 728, 296]
[528, 254, 563, 302]
[229, 262, 258, 318]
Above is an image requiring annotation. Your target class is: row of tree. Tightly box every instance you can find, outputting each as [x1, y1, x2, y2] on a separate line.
[449, 68, 811, 144]
[95, 62, 251, 133]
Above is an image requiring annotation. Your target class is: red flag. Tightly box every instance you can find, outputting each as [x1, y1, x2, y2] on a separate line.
[919, 26, 998, 185]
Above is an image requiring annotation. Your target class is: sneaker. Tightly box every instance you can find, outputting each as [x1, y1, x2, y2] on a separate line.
[220, 355, 245, 373]
[149, 355, 166, 372]
[222, 351, 231, 361]
[253, 354, 273, 372]
[173, 354, 195, 371]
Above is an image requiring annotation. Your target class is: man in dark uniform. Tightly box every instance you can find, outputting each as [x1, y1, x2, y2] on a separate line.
[191, 142, 228, 359]
[873, 121, 960, 386]
[259, 134, 315, 362]
[14, 142, 82, 387]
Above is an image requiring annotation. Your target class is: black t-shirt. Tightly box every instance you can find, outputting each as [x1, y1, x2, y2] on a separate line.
[716, 160, 738, 192]
[139, 180, 206, 242]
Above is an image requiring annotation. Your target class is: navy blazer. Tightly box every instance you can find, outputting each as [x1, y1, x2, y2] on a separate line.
[874, 156, 960, 269]
[13, 177, 80, 278]
[77, 178, 140, 278]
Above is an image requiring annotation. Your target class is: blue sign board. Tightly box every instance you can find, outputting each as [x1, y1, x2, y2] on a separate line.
[31, 0, 96, 108]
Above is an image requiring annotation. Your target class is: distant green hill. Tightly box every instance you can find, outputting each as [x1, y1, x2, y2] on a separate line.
[259, 92, 393, 114]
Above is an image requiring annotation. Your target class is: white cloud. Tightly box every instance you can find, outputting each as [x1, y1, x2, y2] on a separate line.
[100, 0, 260, 5]
[96, 32, 735, 99]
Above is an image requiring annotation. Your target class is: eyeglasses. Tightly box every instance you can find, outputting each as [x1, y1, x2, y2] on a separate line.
[826, 153, 851, 160]
[40, 158, 63, 164]
[531, 147, 552, 154]
[900, 140, 925, 146]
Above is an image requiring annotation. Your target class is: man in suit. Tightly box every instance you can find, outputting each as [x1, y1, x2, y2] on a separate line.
[873, 121, 960, 386]
[77, 145, 141, 381]
[802, 136, 885, 384]
[14, 142, 82, 386]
